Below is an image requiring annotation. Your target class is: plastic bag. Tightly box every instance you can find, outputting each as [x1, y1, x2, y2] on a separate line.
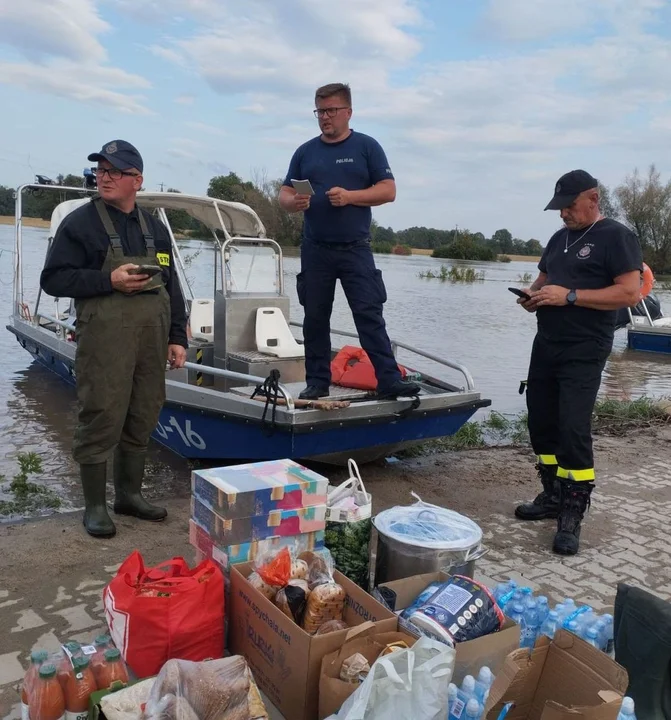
[372, 494, 482, 553]
[314, 620, 349, 636]
[274, 579, 310, 624]
[333, 636, 455, 720]
[143, 657, 253, 720]
[298, 549, 346, 634]
[298, 548, 336, 589]
[254, 547, 292, 588]
[325, 460, 372, 590]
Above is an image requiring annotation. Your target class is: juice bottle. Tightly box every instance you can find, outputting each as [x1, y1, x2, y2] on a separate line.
[64, 657, 97, 720]
[95, 649, 129, 691]
[21, 650, 49, 720]
[57, 644, 82, 690]
[89, 636, 112, 687]
[29, 665, 65, 720]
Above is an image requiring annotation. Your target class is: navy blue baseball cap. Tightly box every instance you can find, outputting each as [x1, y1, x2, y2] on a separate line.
[544, 170, 598, 210]
[88, 140, 143, 173]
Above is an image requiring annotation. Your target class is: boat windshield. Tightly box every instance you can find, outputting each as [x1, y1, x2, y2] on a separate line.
[225, 244, 279, 295]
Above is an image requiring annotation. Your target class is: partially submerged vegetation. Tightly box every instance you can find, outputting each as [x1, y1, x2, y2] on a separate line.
[418, 265, 486, 282]
[0, 453, 62, 516]
[398, 398, 670, 457]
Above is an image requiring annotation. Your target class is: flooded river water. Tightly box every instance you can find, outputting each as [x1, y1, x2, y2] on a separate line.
[1, 227, 670, 513]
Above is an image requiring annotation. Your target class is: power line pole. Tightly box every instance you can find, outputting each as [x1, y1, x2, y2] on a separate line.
[158, 182, 164, 192]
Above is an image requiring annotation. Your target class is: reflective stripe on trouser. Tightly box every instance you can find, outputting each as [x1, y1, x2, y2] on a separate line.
[557, 467, 595, 482]
[526, 334, 611, 484]
[538, 454, 557, 466]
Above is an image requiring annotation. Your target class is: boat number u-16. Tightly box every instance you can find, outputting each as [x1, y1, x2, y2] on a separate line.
[155, 416, 206, 450]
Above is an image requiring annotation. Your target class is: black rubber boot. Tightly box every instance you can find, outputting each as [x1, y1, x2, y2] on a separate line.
[377, 379, 421, 398]
[299, 385, 330, 400]
[113, 450, 167, 522]
[81, 463, 116, 538]
[553, 481, 594, 556]
[515, 464, 560, 520]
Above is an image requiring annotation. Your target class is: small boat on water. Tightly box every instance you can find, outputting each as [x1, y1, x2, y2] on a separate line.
[621, 292, 671, 354]
[7, 180, 491, 465]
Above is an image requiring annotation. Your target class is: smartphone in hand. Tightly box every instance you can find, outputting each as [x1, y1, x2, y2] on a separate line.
[129, 265, 162, 277]
[508, 287, 532, 301]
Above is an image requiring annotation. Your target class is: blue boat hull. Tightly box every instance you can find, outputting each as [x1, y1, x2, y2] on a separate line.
[627, 329, 671, 354]
[16, 335, 487, 463]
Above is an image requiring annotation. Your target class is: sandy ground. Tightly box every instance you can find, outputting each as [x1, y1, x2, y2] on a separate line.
[0, 216, 49, 228]
[1, 426, 670, 718]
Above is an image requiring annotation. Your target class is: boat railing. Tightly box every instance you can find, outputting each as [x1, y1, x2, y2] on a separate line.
[627, 302, 656, 328]
[289, 320, 475, 391]
[35, 314, 296, 411]
[221, 237, 285, 296]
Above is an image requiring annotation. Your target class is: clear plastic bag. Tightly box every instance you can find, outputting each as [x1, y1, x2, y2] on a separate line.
[297, 549, 346, 634]
[274, 579, 310, 624]
[143, 657, 255, 720]
[372, 494, 482, 552]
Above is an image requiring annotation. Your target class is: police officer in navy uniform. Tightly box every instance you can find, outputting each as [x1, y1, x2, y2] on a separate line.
[279, 83, 420, 401]
[515, 170, 642, 555]
[40, 140, 188, 538]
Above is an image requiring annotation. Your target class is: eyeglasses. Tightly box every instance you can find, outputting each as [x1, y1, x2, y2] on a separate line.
[313, 106, 350, 118]
[94, 167, 140, 180]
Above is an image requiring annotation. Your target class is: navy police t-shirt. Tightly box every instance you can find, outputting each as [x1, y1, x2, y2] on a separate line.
[283, 130, 394, 244]
[537, 218, 643, 343]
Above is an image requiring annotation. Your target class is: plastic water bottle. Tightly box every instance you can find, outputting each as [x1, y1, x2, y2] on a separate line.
[448, 682, 458, 709]
[577, 610, 598, 636]
[602, 614, 615, 655]
[536, 596, 549, 623]
[521, 601, 541, 649]
[509, 602, 525, 626]
[461, 675, 476, 700]
[617, 697, 637, 720]
[567, 620, 579, 636]
[560, 598, 577, 621]
[593, 619, 608, 650]
[541, 610, 560, 639]
[584, 626, 601, 649]
[476, 666, 494, 697]
[465, 698, 482, 719]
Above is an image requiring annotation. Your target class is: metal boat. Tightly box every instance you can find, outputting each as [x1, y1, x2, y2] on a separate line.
[623, 292, 671, 354]
[7, 181, 491, 464]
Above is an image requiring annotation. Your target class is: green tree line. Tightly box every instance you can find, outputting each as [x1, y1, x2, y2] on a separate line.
[3, 164, 671, 271]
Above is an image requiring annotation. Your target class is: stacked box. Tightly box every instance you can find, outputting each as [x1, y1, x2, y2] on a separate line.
[189, 458, 330, 574]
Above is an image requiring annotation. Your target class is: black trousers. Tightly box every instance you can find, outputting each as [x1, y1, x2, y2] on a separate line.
[526, 334, 611, 482]
[297, 239, 401, 390]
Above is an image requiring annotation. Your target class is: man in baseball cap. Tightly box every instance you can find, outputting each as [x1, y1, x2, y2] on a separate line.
[544, 169, 598, 211]
[88, 139, 144, 173]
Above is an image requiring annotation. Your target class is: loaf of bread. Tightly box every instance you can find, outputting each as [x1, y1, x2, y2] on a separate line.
[290, 559, 308, 580]
[302, 582, 346, 634]
[247, 572, 278, 601]
[314, 619, 348, 636]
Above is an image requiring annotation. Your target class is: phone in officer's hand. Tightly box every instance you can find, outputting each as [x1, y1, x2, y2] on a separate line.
[508, 287, 532, 301]
[129, 265, 162, 277]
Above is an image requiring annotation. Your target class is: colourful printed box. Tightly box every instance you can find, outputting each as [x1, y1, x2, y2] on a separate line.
[191, 496, 327, 546]
[191, 459, 329, 520]
[189, 519, 325, 572]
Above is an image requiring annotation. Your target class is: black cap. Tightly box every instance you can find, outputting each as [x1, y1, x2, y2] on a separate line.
[88, 140, 143, 173]
[544, 170, 598, 211]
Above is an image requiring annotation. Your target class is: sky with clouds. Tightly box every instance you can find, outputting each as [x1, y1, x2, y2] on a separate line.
[0, 0, 670, 241]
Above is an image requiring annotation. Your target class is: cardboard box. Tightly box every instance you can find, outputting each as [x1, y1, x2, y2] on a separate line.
[189, 519, 325, 572]
[484, 630, 628, 719]
[229, 563, 397, 720]
[376, 571, 520, 684]
[191, 496, 327, 545]
[191, 459, 329, 519]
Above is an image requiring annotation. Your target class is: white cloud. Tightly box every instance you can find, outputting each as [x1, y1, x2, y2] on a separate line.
[174, 94, 196, 105]
[0, 0, 109, 62]
[0, 0, 152, 114]
[184, 121, 227, 136]
[0, 60, 151, 114]
[148, 44, 186, 66]
[237, 103, 266, 115]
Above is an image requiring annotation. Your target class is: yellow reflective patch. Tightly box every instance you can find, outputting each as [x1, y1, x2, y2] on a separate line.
[538, 454, 558, 465]
[557, 467, 595, 481]
[157, 252, 170, 267]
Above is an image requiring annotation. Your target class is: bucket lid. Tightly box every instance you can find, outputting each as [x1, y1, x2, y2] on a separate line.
[373, 496, 482, 550]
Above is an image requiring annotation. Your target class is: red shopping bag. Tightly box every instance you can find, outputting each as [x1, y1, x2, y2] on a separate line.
[103, 550, 225, 678]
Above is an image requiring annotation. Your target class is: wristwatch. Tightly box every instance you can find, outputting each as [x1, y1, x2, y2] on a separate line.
[566, 289, 577, 305]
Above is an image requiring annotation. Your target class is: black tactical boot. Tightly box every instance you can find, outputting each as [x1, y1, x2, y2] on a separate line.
[377, 379, 421, 398]
[299, 385, 329, 400]
[515, 464, 560, 520]
[81, 463, 116, 538]
[553, 481, 593, 556]
[113, 450, 167, 522]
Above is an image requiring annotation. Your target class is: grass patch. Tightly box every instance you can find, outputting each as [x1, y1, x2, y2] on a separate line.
[517, 272, 533, 284]
[418, 265, 485, 282]
[499, 255, 512, 263]
[592, 396, 669, 435]
[0, 453, 62, 516]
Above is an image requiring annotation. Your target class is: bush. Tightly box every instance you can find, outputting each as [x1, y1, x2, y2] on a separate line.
[433, 241, 497, 262]
[499, 255, 512, 263]
[392, 244, 412, 255]
[371, 241, 393, 254]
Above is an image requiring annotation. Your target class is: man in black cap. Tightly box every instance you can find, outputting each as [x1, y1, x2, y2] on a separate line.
[514, 170, 643, 555]
[40, 140, 188, 538]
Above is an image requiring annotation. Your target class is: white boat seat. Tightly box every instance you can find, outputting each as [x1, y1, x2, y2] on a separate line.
[190, 298, 214, 342]
[255, 307, 304, 358]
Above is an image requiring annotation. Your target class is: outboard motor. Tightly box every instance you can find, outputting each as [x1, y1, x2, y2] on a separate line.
[615, 291, 664, 329]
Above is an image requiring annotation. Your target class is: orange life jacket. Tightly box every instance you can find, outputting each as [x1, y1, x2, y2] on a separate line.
[330, 345, 407, 390]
